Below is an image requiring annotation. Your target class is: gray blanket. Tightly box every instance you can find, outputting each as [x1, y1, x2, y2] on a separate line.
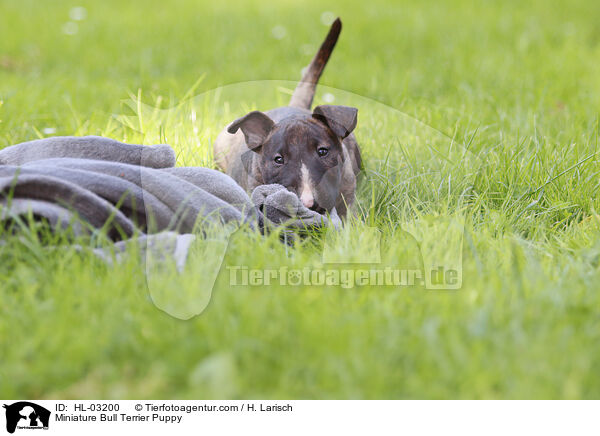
[0, 136, 339, 266]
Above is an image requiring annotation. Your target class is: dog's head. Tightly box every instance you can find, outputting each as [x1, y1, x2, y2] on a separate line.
[228, 105, 357, 213]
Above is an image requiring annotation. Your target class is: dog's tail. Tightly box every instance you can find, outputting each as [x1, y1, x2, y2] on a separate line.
[289, 18, 342, 110]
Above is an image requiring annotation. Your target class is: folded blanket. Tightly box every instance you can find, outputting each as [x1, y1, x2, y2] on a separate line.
[0, 136, 176, 168]
[0, 136, 339, 267]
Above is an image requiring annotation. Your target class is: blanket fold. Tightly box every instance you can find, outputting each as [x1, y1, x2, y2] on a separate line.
[0, 136, 176, 168]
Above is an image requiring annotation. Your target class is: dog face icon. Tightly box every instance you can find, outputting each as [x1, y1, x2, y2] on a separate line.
[17, 407, 35, 427]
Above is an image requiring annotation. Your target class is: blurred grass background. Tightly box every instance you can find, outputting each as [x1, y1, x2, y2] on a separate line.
[1, 0, 600, 399]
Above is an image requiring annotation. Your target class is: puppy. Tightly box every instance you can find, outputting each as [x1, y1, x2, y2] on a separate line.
[213, 18, 361, 218]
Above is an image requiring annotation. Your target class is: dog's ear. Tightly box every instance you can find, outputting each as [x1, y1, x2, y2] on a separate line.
[312, 105, 358, 139]
[227, 111, 275, 152]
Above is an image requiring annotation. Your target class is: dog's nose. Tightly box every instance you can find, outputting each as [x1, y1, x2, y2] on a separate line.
[300, 190, 314, 208]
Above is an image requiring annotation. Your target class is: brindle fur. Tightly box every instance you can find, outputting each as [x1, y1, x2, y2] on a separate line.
[213, 18, 362, 218]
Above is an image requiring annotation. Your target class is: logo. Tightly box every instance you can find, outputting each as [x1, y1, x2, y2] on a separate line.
[2, 402, 50, 434]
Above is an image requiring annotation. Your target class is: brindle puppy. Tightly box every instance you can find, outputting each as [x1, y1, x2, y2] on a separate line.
[213, 18, 361, 218]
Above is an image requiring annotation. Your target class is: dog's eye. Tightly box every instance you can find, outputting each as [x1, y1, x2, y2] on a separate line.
[274, 155, 284, 165]
[317, 147, 329, 157]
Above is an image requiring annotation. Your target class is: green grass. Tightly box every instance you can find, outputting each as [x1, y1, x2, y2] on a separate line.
[2, 0, 600, 399]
